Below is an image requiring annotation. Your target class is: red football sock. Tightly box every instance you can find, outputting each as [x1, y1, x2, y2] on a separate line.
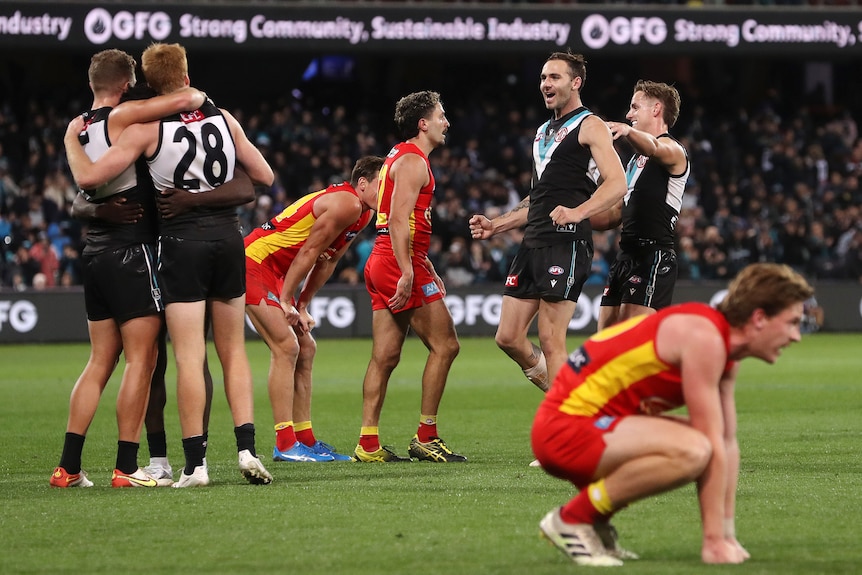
[294, 421, 316, 447]
[561, 479, 614, 524]
[359, 426, 380, 452]
[417, 415, 438, 443]
[274, 422, 296, 452]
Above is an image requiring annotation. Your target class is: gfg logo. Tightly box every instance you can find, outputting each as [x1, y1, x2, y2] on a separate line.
[581, 14, 667, 50]
[84, 8, 172, 45]
[0, 300, 38, 333]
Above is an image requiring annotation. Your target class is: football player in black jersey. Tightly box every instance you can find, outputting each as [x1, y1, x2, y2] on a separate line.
[469, 51, 626, 394]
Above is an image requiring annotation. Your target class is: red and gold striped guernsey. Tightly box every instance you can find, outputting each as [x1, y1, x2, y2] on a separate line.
[372, 142, 434, 261]
[543, 302, 734, 418]
[244, 182, 372, 274]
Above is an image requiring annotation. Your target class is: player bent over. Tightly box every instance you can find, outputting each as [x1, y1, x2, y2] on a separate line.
[532, 263, 813, 565]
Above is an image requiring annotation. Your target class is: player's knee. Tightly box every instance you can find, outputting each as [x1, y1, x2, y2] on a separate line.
[439, 337, 460, 363]
[677, 434, 712, 479]
[373, 349, 402, 373]
[298, 337, 317, 363]
[494, 331, 517, 355]
[271, 337, 300, 360]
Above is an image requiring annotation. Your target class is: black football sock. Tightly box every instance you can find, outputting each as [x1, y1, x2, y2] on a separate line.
[182, 435, 206, 475]
[234, 423, 256, 456]
[58, 432, 86, 475]
[146, 431, 168, 459]
[115, 441, 139, 474]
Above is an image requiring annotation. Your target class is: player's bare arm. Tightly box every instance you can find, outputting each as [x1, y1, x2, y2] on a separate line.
[281, 192, 363, 318]
[469, 196, 530, 239]
[109, 87, 205, 139]
[64, 118, 150, 189]
[550, 116, 626, 226]
[221, 108, 274, 186]
[608, 119, 687, 175]
[669, 316, 745, 564]
[589, 199, 623, 231]
[717, 365, 750, 560]
[294, 223, 360, 335]
[157, 166, 254, 219]
[387, 153, 427, 310]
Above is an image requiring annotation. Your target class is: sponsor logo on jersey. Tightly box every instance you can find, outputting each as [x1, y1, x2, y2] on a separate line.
[505, 275, 518, 287]
[180, 110, 205, 124]
[548, 265, 564, 276]
[555, 222, 577, 233]
[554, 126, 569, 142]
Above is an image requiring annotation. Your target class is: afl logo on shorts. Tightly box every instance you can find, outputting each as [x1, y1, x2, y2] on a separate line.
[548, 266, 564, 276]
[628, 275, 643, 285]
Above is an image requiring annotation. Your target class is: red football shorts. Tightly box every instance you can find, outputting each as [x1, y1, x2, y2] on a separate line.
[363, 253, 443, 313]
[531, 406, 622, 489]
[245, 258, 284, 308]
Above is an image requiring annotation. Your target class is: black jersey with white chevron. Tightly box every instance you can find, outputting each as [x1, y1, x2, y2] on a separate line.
[524, 107, 598, 248]
[77, 106, 158, 255]
[147, 99, 239, 240]
[619, 134, 689, 251]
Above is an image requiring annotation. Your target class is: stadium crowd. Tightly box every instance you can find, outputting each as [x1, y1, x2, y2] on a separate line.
[1, 80, 860, 291]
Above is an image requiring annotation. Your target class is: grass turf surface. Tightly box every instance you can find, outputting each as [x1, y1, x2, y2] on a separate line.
[0, 334, 860, 574]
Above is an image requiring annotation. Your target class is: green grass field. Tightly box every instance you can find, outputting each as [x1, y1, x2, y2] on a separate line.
[1, 334, 860, 574]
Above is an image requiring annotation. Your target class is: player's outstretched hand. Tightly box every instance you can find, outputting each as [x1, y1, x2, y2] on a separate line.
[96, 196, 144, 224]
[157, 188, 197, 219]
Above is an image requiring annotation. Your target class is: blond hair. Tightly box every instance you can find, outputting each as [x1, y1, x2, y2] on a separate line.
[141, 43, 188, 95]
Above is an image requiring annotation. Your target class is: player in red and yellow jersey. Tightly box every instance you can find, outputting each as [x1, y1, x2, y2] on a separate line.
[244, 156, 383, 463]
[531, 263, 814, 566]
[353, 91, 465, 463]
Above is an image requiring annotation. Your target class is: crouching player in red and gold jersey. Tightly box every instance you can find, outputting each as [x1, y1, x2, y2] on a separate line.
[244, 156, 384, 462]
[531, 263, 814, 566]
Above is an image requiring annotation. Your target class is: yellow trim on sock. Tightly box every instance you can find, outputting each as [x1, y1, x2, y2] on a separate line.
[274, 421, 293, 431]
[294, 421, 312, 432]
[587, 478, 614, 515]
[360, 426, 379, 436]
[419, 414, 438, 426]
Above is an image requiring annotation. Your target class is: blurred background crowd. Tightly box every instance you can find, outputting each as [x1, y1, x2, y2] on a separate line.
[1, 53, 861, 291]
